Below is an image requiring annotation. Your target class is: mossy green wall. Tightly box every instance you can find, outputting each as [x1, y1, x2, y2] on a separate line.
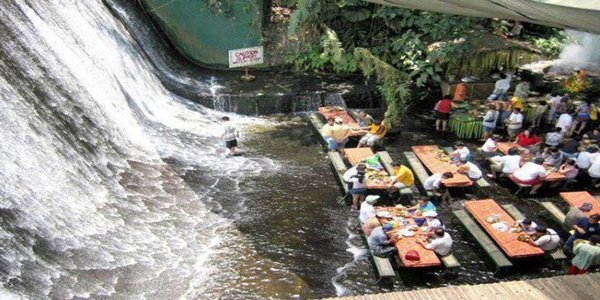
[141, 0, 263, 67]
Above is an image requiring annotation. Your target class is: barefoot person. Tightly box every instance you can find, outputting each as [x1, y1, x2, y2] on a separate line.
[345, 164, 367, 211]
[434, 95, 452, 132]
[221, 116, 239, 156]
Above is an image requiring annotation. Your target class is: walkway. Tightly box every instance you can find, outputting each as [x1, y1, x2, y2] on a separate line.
[330, 273, 599, 300]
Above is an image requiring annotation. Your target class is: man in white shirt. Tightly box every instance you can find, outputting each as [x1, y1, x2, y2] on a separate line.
[576, 146, 599, 170]
[423, 172, 453, 193]
[417, 228, 453, 256]
[556, 110, 574, 134]
[511, 157, 548, 194]
[505, 107, 524, 138]
[587, 154, 600, 187]
[481, 134, 501, 155]
[528, 226, 560, 251]
[489, 147, 521, 178]
[458, 159, 482, 180]
[451, 141, 470, 160]
[359, 195, 379, 223]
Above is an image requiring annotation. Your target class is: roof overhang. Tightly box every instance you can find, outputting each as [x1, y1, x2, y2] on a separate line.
[366, 0, 600, 33]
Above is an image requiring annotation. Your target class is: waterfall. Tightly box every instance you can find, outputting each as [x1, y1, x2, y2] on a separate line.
[0, 0, 277, 298]
[291, 92, 346, 113]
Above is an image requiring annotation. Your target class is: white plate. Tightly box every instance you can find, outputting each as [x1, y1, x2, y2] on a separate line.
[402, 229, 416, 237]
[376, 211, 392, 218]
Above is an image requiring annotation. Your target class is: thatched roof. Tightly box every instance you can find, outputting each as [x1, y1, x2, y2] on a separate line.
[428, 33, 542, 55]
[429, 33, 543, 77]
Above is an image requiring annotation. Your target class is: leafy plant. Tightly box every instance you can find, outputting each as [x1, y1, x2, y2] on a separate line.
[354, 47, 410, 131]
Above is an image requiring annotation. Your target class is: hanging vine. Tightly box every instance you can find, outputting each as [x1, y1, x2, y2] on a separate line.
[353, 47, 410, 132]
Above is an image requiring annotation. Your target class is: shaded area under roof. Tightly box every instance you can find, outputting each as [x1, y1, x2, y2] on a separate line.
[367, 0, 600, 33]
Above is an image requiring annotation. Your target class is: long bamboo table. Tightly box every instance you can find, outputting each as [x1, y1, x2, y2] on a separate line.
[344, 148, 392, 189]
[464, 199, 545, 258]
[318, 106, 363, 136]
[495, 142, 565, 182]
[376, 207, 441, 268]
[411, 145, 472, 187]
[560, 191, 600, 215]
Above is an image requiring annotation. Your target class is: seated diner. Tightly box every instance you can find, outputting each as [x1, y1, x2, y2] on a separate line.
[457, 158, 483, 181]
[488, 147, 521, 178]
[357, 120, 387, 149]
[511, 157, 548, 195]
[514, 128, 542, 152]
[367, 223, 396, 257]
[526, 226, 561, 252]
[417, 227, 453, 256]
[480, 134, 501, 157]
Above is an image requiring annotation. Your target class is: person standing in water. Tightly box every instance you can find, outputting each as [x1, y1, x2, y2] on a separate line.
[221, 116, 239, 156]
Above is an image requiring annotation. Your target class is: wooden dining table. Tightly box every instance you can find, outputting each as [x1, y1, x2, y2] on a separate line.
[464, 199, 545, 258]
[376, 207, 441, 268]
[318, 106, 363, 136]
[560, 191, 600, 215]
[411, 145, 472, 187]
[495, 142, 565, 182]
[344, 148, 392, 189]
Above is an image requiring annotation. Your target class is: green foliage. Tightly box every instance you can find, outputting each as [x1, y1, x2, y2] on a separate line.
[286, 0, 321, 38]
[353, 48, 409, 131]
[286, 25, 357, 73]
[280, 1, 547, 129]
[530, 34, 567, 58]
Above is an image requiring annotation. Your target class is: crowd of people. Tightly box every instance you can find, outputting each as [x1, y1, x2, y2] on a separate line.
[431, 69, 600, 274]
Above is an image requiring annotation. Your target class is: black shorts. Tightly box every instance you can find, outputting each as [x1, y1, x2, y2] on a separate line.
[438, 112, 450, 120]
[225, 139, 237, 149]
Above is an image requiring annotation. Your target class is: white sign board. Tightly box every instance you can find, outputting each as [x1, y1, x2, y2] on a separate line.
[228, 46, 264, 68]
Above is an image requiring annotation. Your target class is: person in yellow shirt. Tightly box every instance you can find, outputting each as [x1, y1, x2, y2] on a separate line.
[389, 162, 414, 195]
[357, 120, 387, 148]
[510, 95, 524, 111]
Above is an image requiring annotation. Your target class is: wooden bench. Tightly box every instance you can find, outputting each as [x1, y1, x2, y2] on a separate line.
[452, 210, 513, 269]
[403, 151, 435, 198]
[370, 250, 396, 282]
[502, 204, 567, 261]
[359, 220, 396, 282]
[377, 151, 414, 199]
[308, 112, 327, 148]
[328, 152, 349, 196]
[509, 176, 532, 196]
[442, 147, 491, 189]
[440, 253, 461, 269]
[540, 202, 567, 230]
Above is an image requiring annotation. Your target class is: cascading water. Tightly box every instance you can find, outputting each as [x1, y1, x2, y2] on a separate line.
[0, 1, 283, 298]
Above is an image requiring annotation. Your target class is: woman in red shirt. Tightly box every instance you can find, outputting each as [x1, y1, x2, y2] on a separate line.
[514, 128, 542, 152]
[435, 95, 453, 132]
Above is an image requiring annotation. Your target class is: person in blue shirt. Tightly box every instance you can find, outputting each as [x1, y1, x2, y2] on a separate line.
[407, 198, 437, 216]
[367, 223, 396, 257]
[565, 214, 600, 252]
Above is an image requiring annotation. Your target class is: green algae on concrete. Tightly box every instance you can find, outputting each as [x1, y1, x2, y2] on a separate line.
[140, 0, 263, 67]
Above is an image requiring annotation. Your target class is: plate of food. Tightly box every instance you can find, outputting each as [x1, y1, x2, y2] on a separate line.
[402, 229, 416, 237]
[376, 211, 393, 218]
